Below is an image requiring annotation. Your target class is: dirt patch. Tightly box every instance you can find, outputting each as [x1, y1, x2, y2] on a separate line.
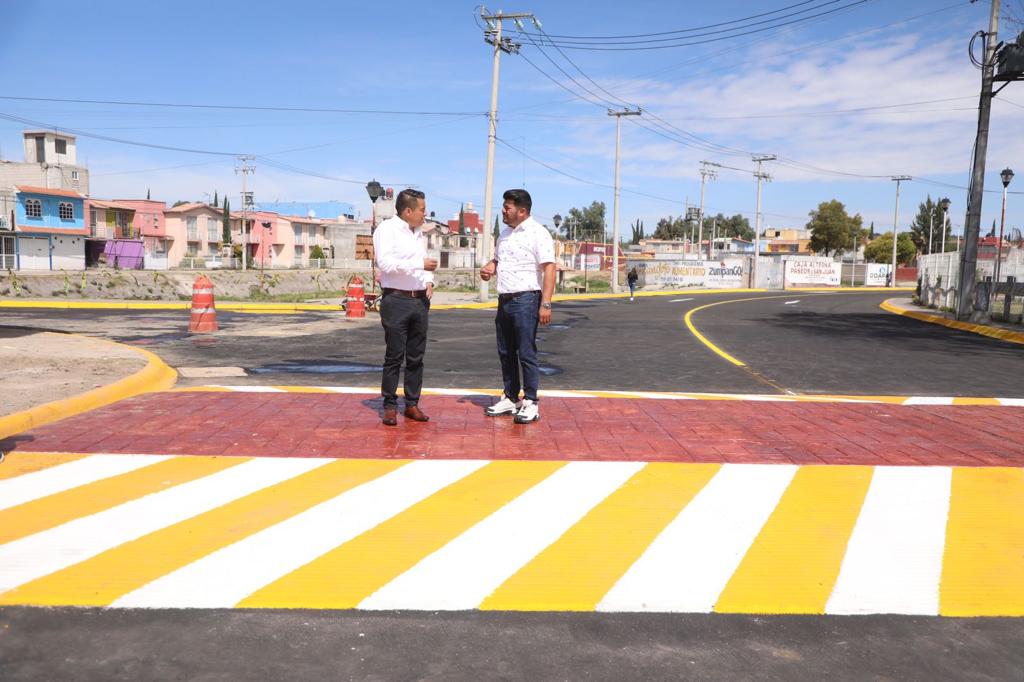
[0, 329, 146, 417]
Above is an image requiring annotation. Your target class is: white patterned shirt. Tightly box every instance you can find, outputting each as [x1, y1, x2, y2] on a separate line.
[373, 215, 434, 290]
[495, 216, 556, 294]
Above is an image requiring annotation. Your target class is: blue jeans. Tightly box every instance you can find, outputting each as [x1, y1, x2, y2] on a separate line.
[495, 290, 541, 402]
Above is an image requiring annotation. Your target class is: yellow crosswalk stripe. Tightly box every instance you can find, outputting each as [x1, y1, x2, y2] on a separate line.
[239, 460, 565, 609]
[951, 397, 1001, 406]
[0, 453, 87, 480]
[0, 459, 406, 607]
[715, 465, 873, 614]
[0, 456, 247, 545]
[941, 467, 1024, 616]
[481, 463, 721, 611]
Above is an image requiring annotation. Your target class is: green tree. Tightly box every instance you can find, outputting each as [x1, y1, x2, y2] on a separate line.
[869, 221, 875, 238]
[908, 195, 951, 254]
[213, 190, 218, 206]
[701, 213, 753, 241]
[863, 232, 916, 265]
[493, 215, 500, 241]
[652, 215, 686, 240]
[222, 197, 231, 243]
[146, 188, 151, 200]
[630, 219, 644, 244]
[309, 244, 326, 260]
[564, 201, 606, 242]
[172, 200, 189, 207]
[807, 199, 863, 257]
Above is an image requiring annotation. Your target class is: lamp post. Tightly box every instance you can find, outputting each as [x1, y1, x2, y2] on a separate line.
[366, 179, 384, 295]
[993, 167, 1014, 308]
[890, 176, 911, 288]
[939, 198, 951, 254]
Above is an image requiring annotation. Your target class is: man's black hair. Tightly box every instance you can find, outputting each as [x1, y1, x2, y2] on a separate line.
[502, 188, 532, 213]
[396, 188, 425, 216]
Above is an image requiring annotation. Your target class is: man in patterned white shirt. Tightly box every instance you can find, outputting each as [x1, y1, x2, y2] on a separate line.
[373, 189, 437, 426]
[479, 189, 556, 424]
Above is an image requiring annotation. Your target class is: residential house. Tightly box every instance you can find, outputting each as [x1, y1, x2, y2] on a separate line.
[763, 228, 813, 255]
[446, 202, 484, 234]
[5, 186, 88, 270]
[286, 216, 331, 266]
[165, 203, 225, 267]
[230, 210, 282, 269]
[0, 131, 89, 199]
[85, 199, 143, 268]
[710, 237, 755, 254]
[115, 199, 172, 269]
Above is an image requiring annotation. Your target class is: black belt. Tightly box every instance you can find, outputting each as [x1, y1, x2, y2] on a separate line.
[498, 290, 539, 302]
[383, 288, 427, 298]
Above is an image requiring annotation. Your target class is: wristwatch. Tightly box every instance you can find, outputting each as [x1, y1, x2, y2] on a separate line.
[541, 302, 552, 310]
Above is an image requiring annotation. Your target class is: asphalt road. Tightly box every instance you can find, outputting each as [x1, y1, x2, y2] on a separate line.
[4, 290, 1022, 396]
[3, 607, 1022, 681]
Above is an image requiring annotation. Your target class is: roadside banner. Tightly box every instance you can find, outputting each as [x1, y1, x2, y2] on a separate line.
[627, 258, 747, 289]
[705, 259, 747, 288]
[865, 263, 891, 287]
[784, 257, 842, 288]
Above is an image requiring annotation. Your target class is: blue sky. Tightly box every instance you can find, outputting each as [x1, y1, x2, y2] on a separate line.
[2, 0, 1022, 237]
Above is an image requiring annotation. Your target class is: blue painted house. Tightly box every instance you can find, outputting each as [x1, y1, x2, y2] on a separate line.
[7, 186, 88, 270]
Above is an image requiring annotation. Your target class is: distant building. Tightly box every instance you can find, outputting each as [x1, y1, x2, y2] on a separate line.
[1, 131, 90, 235]
[5, 186, 88, 270]
[255, 200, 356, 221]
[84, 199, 144, 268]
[447, 202, 483, 234]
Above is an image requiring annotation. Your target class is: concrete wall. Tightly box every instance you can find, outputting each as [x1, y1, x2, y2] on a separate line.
[0, 161, 89, 195]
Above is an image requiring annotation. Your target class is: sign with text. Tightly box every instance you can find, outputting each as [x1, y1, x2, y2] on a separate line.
[865, 263, 891, 287]
[628, 258, 747, 289]
[784, 257, 841, 287]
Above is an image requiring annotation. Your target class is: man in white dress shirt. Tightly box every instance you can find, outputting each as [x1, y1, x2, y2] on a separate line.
[479, 189, 555, 424]
[373, 189, 437, 426]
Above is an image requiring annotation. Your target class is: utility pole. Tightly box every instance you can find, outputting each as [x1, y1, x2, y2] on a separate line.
[699, 161, 718, 262]
[711, 216, 717, 260]
[928, 210, 934, 255]
[478, 7, 538, 302]
[235, 155, 255, 271]
[957, 0, 1000, 319]
[890, 176, 911, 287]
[752, 155, 775, 288]
[608, 107, 640, 293]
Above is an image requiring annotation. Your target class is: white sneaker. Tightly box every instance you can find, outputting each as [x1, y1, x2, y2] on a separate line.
[486, 396, 520, 416]
[514, 399, 539, 424]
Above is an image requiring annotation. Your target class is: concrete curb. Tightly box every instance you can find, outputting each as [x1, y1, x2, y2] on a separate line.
[880, 298, 1024, 346]
[0, 334, 178, 441]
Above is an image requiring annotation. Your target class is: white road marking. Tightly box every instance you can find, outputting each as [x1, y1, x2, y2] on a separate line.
[597, 464, 797, 613]
[784, 300, 801, 305]
[0, 458, 330, 595]
[827, 467, 951, 615]
[0, 454, 172, 512]
[670, 298, 695, 303]
[904, 397, 956, 405]
[113, 460, 486, 609]
[359, 461, 644, 611]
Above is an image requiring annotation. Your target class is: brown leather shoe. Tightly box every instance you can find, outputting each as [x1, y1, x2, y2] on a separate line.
[404, 405, 430, 422]
[382, 407, 398, 426]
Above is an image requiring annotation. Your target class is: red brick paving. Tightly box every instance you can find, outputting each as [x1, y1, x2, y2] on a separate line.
[5, 392, 1024, 466]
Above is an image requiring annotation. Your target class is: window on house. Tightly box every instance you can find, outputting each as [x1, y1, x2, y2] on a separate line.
[71, 170, 79, 180]
[207, 217, 220, 242]
[90, 210, 97, 227]
[59, 202, 74, 220]
[25, 199, 42, 218]
[186, 216, 198, 240]
[35, 137, 45, 162]
[55, 139, 68, 155]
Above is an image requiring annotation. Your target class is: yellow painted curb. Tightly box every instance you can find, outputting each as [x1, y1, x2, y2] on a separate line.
[0, 300, 342, 314]
[880, 299, 1024, 346]
[0, 334, 178, 441]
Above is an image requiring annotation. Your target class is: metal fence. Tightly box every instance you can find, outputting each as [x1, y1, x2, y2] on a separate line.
[917, 248, 1024, 323]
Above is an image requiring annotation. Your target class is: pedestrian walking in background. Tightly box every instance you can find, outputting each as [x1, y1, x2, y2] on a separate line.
[627, 267, 639, 301]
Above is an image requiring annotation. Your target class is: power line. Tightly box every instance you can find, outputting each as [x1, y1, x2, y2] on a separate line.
[516, 1, 873, 50]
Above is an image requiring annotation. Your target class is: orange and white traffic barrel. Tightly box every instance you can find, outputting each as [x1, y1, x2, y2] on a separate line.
[189, 274, 218, 333]
[346, 275, 366, 318]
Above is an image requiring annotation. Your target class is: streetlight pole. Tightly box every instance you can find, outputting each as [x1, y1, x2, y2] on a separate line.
[928, 209, 934, 255]
[890, 176, 911, 287]
[993, 167, 1014, 308]
[478, 8, 538, 302]
[752, 155, 775, 288]
[940, 198, 951, 254]
[365, 179, 384, 297]
[235, 155, 255, 271]
[608, 107, 640, 293]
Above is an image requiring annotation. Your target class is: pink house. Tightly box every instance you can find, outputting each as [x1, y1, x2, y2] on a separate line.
[166, 202, 225, 268]
[230, 210, 284, 268]
[115, 199, 171, 268]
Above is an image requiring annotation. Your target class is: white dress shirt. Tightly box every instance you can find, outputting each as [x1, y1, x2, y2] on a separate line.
[495, 216, 556, 294]
[373, 215, 434, 291]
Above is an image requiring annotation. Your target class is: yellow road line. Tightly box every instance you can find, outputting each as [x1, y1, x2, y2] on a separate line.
[715, 466, 874, 614]
[941, 467, 1024, 616]
[951, 397, 1002, 406]
[0, 456, 246, 545]
[239, 460, 564, 609]
[0, 459, 406, 607]
[0, 453, 87, 480]
[684, 301, 748, 367]
[481, 463, 721, 611]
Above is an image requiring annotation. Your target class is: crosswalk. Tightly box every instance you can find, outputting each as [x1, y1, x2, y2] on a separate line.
[0, 452, 1021, 616]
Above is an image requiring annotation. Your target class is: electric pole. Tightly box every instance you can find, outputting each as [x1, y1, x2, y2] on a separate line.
[890, 176, 911, 287]
[235, 155, 255, 271]
[752, 155, 775, 288]
[699, 161, 718, 261]
[608, 107, 641, 293]
[478, 7, 539, 302]
[957, 0, 1001, 319]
